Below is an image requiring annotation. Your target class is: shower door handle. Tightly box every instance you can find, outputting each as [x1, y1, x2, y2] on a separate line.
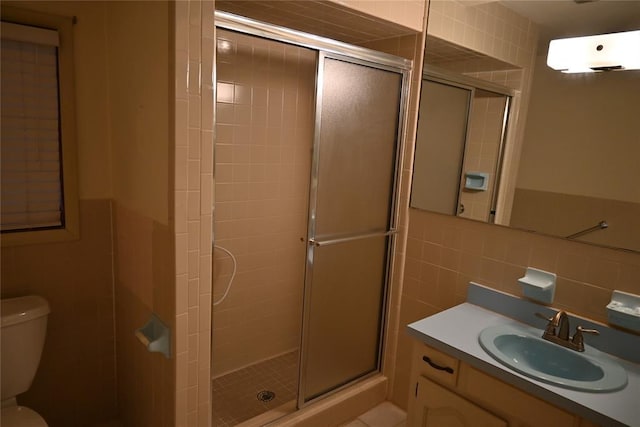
[308, 229, 397, 247]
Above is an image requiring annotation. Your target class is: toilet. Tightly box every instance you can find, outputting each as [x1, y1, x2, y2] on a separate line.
[1, 295, 50, 427]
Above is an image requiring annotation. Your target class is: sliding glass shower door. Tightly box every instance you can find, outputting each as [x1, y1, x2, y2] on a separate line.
[300, 55, 404, 403]
[213, 12, 410, 423]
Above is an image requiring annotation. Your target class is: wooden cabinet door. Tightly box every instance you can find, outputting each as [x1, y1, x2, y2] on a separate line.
[409, 376, 507, 427]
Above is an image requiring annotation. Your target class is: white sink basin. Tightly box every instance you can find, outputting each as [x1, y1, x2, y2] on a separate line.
[479, 324, 628, 392]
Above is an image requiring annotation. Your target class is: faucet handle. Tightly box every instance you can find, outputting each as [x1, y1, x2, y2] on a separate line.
[576, 326, 599, 335]
[535, 312, 556, 336]
[571, 326, 600, 352]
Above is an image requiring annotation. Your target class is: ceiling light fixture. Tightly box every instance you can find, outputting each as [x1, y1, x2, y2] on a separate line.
[547, 30, 640, 73]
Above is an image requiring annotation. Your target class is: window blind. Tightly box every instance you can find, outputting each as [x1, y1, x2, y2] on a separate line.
[1, 23, 63, 232]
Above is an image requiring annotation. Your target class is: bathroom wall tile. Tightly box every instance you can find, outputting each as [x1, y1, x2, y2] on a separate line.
[176, 389, 188, 427]
[187, 190, 201, 220]
[176, 99, 189, 146]
[199, 255, 212, 293]
[618, 263, 640, 293]
[188, 221, 200, 251]
[177, 351, 189, 390]
[176, 313, 189, 354]
[175, 146, 189, 190]
[189, 24, 202, 64]
[175, 233, 189, 275]
[557, 251, 590, 284]
[188, 249, 200, 280]
[422, 241, 442, 265]
[585, 257, 621, 290]
[198, 403, 211, 427]
[211, 29, 314, 377]
[460, 227, 484, 255]
[177, 274, 189, 316]
[1, 199, 118, 426]
[504, 234, 532, 267]
[528, 238, 559, 272]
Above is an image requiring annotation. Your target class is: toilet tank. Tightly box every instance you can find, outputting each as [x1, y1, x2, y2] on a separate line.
[1, 296, 50, 400]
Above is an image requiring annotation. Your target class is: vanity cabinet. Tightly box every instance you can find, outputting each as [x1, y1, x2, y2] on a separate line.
[407, 342, 586, 427]
[411, 375, 507, 426]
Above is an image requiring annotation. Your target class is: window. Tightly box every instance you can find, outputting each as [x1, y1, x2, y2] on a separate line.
[1, 6, 78, 246]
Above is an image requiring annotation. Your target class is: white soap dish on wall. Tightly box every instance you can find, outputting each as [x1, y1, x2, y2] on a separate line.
[518, 267, 556, 304]
[607, 290, 640, 332]
[464, 172, 489, 191]
[135, 313, 171, 358]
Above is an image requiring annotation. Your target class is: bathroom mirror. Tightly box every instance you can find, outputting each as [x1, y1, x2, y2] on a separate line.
[411, 0, 640, 252]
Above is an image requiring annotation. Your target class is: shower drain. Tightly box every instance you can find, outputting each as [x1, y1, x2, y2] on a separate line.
[257, 390, 276, 402]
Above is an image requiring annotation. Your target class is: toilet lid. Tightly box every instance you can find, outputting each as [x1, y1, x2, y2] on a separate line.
[1, 406, 48, 427]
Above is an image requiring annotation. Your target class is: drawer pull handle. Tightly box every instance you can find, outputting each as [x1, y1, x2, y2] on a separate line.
[422, 356, 454, 374]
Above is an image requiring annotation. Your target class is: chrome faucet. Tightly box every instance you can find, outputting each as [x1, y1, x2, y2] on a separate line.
[535, 311, 599, 352]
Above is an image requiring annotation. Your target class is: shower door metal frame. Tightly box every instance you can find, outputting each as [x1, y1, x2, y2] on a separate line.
[213, 10, 412, 410]
[300, 51, 410, 407]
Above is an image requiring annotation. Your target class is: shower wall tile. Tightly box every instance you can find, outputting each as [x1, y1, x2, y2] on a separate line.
[173, 0, 214, 426]
[212, 29, 316, 378]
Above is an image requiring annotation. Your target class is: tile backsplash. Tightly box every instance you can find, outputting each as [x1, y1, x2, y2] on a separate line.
[391, 207, 640, 409]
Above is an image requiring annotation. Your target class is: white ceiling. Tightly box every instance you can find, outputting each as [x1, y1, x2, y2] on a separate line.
[498, 0, 640, 43]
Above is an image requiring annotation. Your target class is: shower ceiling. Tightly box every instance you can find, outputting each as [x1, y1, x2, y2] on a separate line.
[424, 36, 515, 71]
[215, 0, 416, 45]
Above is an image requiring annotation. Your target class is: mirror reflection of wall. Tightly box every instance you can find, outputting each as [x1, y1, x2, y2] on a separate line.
[411, 0, 640, 253]
[510, 54, 640, 251]
[411, 73, 511, 223]
[411, 79, 471, 216]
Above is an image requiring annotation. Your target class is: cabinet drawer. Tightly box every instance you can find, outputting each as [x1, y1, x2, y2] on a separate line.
[458, 363, 579, 427]
[412, 343, 459, 388]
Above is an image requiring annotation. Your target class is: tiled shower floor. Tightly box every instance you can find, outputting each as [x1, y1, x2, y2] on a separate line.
[212, 351, 299, 426]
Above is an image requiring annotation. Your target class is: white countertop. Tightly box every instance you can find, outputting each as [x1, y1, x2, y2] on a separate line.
[407, 302, 640, 427]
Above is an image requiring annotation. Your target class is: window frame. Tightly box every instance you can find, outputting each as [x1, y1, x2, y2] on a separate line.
[1, 5, 79, 246]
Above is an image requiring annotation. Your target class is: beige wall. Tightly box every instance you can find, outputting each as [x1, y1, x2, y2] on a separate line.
[212, 30, 316, 376]
[0, 2, 116, 426]
[105, 1, 176, 426]
[107, 1, 170, 225]
[510, 189, 640, 252]
[517, 54, 640, 203]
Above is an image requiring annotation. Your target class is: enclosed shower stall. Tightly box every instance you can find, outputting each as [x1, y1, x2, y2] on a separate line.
[211, 13, 410, 425]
